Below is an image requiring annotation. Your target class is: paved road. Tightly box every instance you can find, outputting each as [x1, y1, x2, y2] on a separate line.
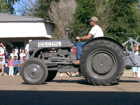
[0, 71, 140, 105]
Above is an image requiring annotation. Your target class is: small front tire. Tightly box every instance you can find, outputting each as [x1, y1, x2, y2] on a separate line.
[21, 58, 48, 85]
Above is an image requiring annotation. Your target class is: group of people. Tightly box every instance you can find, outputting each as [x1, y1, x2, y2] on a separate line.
[0, 42, 28, 76]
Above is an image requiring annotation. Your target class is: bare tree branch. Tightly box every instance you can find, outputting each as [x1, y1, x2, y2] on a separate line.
[48, 0, 76, 39]
[94, 0, 118, 31]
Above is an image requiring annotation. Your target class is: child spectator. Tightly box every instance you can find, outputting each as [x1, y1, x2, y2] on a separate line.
[0, 57, 5, 76]
[20, 49, 26, 60]
[8, 56, 14, 76]
[132, 44, 139, 78]
[10, 49, 18, 59]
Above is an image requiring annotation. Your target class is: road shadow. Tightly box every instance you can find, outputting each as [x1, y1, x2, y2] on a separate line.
[49, 79, 91, 85]
[0, 90, 139, 105]
[22, 82, 47, 85]
[119, 80, 139, 83]
[50, 79, 120, 86]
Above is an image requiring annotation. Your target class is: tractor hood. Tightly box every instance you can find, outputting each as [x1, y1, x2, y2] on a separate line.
[29, 39, 73, 48]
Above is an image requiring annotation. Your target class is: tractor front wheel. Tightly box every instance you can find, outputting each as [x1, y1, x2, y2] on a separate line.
[21, 58, 48, 85]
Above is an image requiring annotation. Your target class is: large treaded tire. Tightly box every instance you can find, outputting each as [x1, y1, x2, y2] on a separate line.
[81, 40, 125, 86]
[45, 71, 57, 82]
[21, 58, 48, 85]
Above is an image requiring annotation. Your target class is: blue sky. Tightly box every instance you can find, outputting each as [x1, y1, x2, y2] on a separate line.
[13, 0, 37, 15]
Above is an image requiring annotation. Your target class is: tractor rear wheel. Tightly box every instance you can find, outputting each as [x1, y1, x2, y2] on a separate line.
[21, 58, 48, 85]
[81, 39, 124, 86]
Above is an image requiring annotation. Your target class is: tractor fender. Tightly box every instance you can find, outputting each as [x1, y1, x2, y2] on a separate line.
[83, 37, 124, 50]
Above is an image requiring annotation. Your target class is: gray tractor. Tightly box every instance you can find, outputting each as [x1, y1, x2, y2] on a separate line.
[21, 37, 125, 86]
[22, 32, 140, 86]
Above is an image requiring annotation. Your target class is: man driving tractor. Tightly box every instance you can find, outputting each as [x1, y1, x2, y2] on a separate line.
[21, 16, 125, 86]
[73, 16, 104, 65]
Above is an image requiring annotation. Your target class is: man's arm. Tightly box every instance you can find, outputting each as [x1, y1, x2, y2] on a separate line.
[0, 64, 5, 67]
[1, 43, 6, 49]
[77, 34, 93, 40]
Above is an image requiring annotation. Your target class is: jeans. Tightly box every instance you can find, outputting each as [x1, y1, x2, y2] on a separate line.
[5, 66, 20, 75]
[5, 67, 9, 74]
[75, 42, 86, 60]
[14, 66, 20, 75]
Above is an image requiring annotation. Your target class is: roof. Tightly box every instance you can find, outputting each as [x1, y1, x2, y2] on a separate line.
[0, 13, 46, 22]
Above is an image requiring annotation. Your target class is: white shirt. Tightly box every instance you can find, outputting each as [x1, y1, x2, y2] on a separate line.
[89, 25, 104, 38]
[0, 47, 4, 55]
[20, 53, 26, 59]
[0, 60, 5, 65]
[10, 53, 18, 59]
[25, 44, 29, 53]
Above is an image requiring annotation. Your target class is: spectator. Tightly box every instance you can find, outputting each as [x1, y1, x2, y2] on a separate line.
[5, 56, 20, 76]
[19, 56, 27, 74]
[0, 42, 6, 61]
[13, 56, 20, 75]
[0, 57, 5, 76]
[10, 49, 18, 59]
[25, 39, 32, 59]
[0, 42, 6, 49]
[132, 44, 139, 78]
[20, 49, 26, 60]
[4, 50, 10, 63]
[4, 67, 9, 75]
[7, 56, 14, 76]
[20, 56, 27, 66]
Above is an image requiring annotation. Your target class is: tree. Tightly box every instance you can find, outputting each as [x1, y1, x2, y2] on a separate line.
[70, 0, 139, 43]
[69, 0, 115, 40]
[0, 0, 19, 14]
[69, 0, 95, 40]
[107, 0, 139, 43]
[14, 0, 140, 42]
[32, 0, 61, 20]
[94, 0, 116, 31]
[48, 0, 76, 39]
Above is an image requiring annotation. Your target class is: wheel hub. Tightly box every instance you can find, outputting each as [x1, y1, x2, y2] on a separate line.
[27, 64, 41, 79]
[92, 53, 113, 75]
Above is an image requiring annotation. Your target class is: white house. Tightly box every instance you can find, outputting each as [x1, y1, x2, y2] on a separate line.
[0, 13, 54, 52]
